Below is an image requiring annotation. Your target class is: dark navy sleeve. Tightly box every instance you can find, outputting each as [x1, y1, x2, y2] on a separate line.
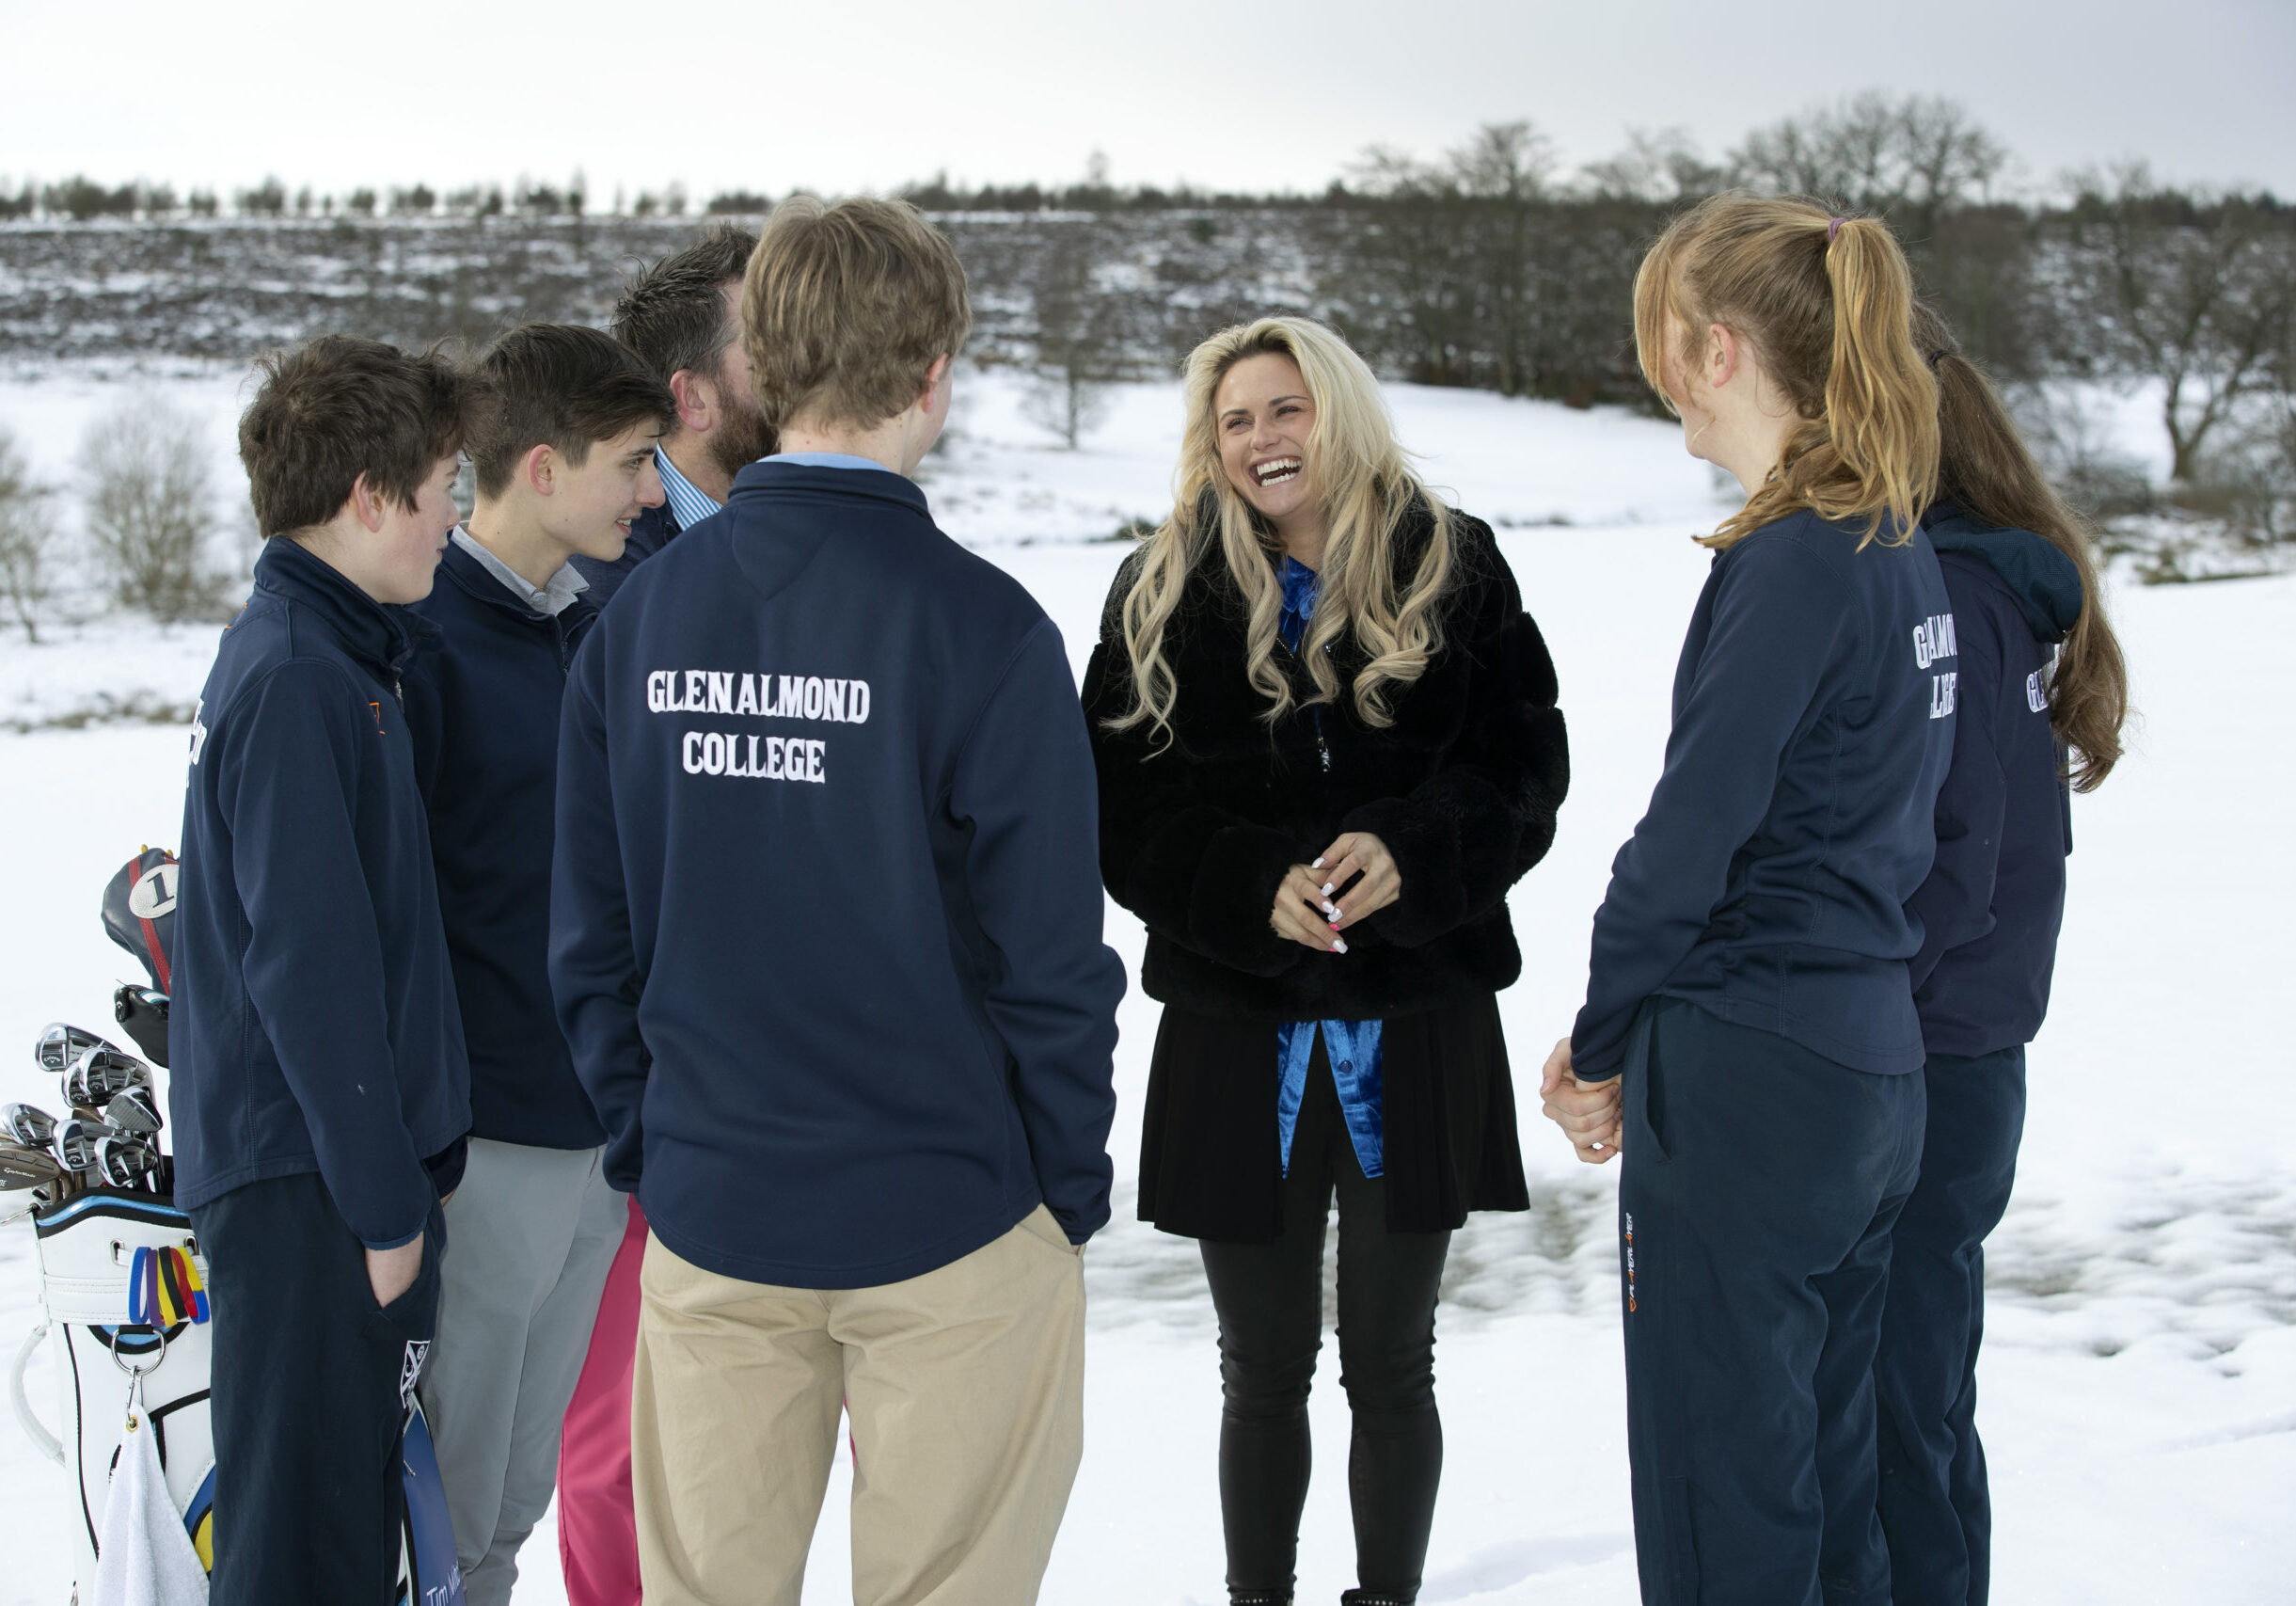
[1570, 536, 1854, 1081]
[949, 620, 1126, 1243]
[1906, 586, 2008, 993]
[550, 634, 646, 1191]
[1081, 636, 1309, 978]
[1342, 540, 1568, 946]
[214, 661, 435, 1248]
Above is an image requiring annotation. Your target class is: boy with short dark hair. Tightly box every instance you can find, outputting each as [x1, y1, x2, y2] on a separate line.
[399, 322, 674, 1606]
[551, 195, 1123, 1606]
[572, 223, 771, 605]
[172, 333, 475, 1605]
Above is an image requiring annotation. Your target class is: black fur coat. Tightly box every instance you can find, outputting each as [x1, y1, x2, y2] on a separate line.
[1081, 508, 1569, 1022]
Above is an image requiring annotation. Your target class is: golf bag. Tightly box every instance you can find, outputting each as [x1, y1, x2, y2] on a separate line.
[7, 848, 465, 1605]
[9, 1186, 217, 1595]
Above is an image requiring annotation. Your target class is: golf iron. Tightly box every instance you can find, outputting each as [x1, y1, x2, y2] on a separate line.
[2, 1103, 58, 1148]
[34, 1022, 119, 1074]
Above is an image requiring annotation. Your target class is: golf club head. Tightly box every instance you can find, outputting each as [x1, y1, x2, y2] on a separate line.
[104, 1088, 163, 1137]
[63, 1050, 150, 1109]
[54, 1117, 119, 1173]
[2, 1103, 57, 1148]
[91, 1134, 160, 1188]
[0, 1140, 64, 1190]
[35, 1022, 119, 1074]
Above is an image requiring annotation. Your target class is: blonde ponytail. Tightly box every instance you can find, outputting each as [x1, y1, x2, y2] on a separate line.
[1635, 195, 1940, 551]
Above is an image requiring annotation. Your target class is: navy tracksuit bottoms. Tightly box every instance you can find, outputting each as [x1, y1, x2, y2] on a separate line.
[190, 1171, 446, 1606]
[1874, 1047, 2027, 1606]
[1616, 997, 1925, 1606]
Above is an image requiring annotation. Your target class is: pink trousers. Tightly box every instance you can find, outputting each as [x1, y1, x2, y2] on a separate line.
[557, 1199, 647, 1606]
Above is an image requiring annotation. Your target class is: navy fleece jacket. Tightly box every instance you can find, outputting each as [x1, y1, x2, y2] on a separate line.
[550, 460, 1125, 1289]
[1908, 505, 2084, 1057]
[403, 540, 605, 1149]
[1572, 510, 1956, 1081]
[171, 539, 471, 1248]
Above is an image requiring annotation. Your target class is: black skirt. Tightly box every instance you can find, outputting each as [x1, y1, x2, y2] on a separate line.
[1138, 994, 1530, 1242]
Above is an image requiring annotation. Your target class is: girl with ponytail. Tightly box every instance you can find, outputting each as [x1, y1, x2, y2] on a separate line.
[1873, 302, 2128, 1606]
[1538, 195, 1959, 1604]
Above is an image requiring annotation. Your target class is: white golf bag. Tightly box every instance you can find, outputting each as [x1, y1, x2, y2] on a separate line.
[8, 1185, 216, 1601]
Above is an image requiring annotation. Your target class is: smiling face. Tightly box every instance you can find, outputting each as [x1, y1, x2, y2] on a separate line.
[364, 453, 464, 603]
[1214, 352, 1319, 534]
[539, 422, 667, 562]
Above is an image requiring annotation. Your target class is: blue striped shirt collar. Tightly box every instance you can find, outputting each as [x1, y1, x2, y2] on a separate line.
[656, 448, 724, 531]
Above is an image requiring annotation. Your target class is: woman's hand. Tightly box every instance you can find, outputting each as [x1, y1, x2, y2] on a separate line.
[1312, 832, 1400, 932]
[1271, 866, 1349, 953]
[1540, 1036, 1623, 1164]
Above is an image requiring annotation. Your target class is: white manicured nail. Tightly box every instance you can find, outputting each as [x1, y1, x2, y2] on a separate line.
[1311, 857, 1324, 870]
[1332, 938, 1348, 954]
[1320, 882, 1334, 897]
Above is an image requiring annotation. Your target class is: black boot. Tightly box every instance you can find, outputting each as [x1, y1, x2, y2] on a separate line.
[1339, 1592, 1414, 1606]
[1228, 1593, 1291, 1606]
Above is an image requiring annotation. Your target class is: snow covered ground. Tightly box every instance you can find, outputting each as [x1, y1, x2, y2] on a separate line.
[0, 369, 2288, 1602]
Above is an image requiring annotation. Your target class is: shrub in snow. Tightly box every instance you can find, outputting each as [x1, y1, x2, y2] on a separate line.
[0, 424, 60, 642]
[76, 397, 232, 624]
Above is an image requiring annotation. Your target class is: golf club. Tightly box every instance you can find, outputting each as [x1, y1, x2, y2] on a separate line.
[2, 1102, 57, 1148]
[90, 1134, 160, 1188]
[63, 1049, 150, 1109]
[104, 1088, 163, 1137]
[35, 1022, 119, 1074]
[0, 1139, 64, 1191]
[54, 1117, 123, 1173]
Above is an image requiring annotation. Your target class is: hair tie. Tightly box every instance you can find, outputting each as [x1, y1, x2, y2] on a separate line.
[1926, 348, 1951, 369]
[1827, 216, 1847, 243]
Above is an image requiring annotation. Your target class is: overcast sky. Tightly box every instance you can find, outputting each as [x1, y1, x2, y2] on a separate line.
[4, 0, 2291, 202]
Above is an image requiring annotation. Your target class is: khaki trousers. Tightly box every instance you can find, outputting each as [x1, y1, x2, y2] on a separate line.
[630, 1206, 1087, 1606]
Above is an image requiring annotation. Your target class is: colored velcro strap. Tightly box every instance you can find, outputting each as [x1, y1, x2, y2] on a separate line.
[127, 1245, 210, 1327]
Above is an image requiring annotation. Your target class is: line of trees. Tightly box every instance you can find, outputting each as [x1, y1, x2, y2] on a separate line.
[4, 93, 2292, 553]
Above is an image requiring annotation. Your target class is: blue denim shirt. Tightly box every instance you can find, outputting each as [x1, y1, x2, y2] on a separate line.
[1273, 555, 1386, 1178]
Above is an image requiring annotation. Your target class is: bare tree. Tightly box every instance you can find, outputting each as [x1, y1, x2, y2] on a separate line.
[1580, 128, 1721, 203]
[0, 425, 60, 642]
[2058, 167, 2296, 483]
[77, 396, 231, 622]
[1024, 220, 1121, 449]
[1729, 93, 2009, 236]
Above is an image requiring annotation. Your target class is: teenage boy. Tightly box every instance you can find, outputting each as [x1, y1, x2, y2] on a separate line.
[551, 195, 1124, 1606]
[573, 223, 772, 606]
[401, 323, 674, 1606]
[171, 334, 474, 1606]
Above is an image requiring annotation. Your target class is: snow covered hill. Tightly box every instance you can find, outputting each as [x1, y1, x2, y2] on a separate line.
[0, 372, 2287, 1603]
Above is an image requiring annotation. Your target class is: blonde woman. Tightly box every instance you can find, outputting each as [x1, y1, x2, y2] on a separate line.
[1082, 317, 1567, 1606]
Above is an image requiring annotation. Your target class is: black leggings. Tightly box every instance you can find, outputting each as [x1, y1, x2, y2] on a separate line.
[1198, 1051, 1451, 1604]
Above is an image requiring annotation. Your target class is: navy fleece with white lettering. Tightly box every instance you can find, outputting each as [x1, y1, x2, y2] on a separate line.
[1571, 510, 1957, 1082]
[171, 539, 470, 1249]
[550, 460, 1124, 1289]
[1907, 505, 2084, 1057]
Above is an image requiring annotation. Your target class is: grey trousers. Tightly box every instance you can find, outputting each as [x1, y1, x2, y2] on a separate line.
[420, 1137, 628, 1606]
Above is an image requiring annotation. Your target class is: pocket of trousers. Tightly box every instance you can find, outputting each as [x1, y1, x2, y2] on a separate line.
[1627, 1000, 1673, 1166]
[1014, 1204, 1085, 1259]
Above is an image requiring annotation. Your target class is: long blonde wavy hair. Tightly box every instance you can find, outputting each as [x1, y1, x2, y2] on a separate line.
[1634, 193, 1940, 551]
[1109, 317, 1456, 748]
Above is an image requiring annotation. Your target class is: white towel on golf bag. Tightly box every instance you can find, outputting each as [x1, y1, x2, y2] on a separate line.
[92, 1404, 208, 1606]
